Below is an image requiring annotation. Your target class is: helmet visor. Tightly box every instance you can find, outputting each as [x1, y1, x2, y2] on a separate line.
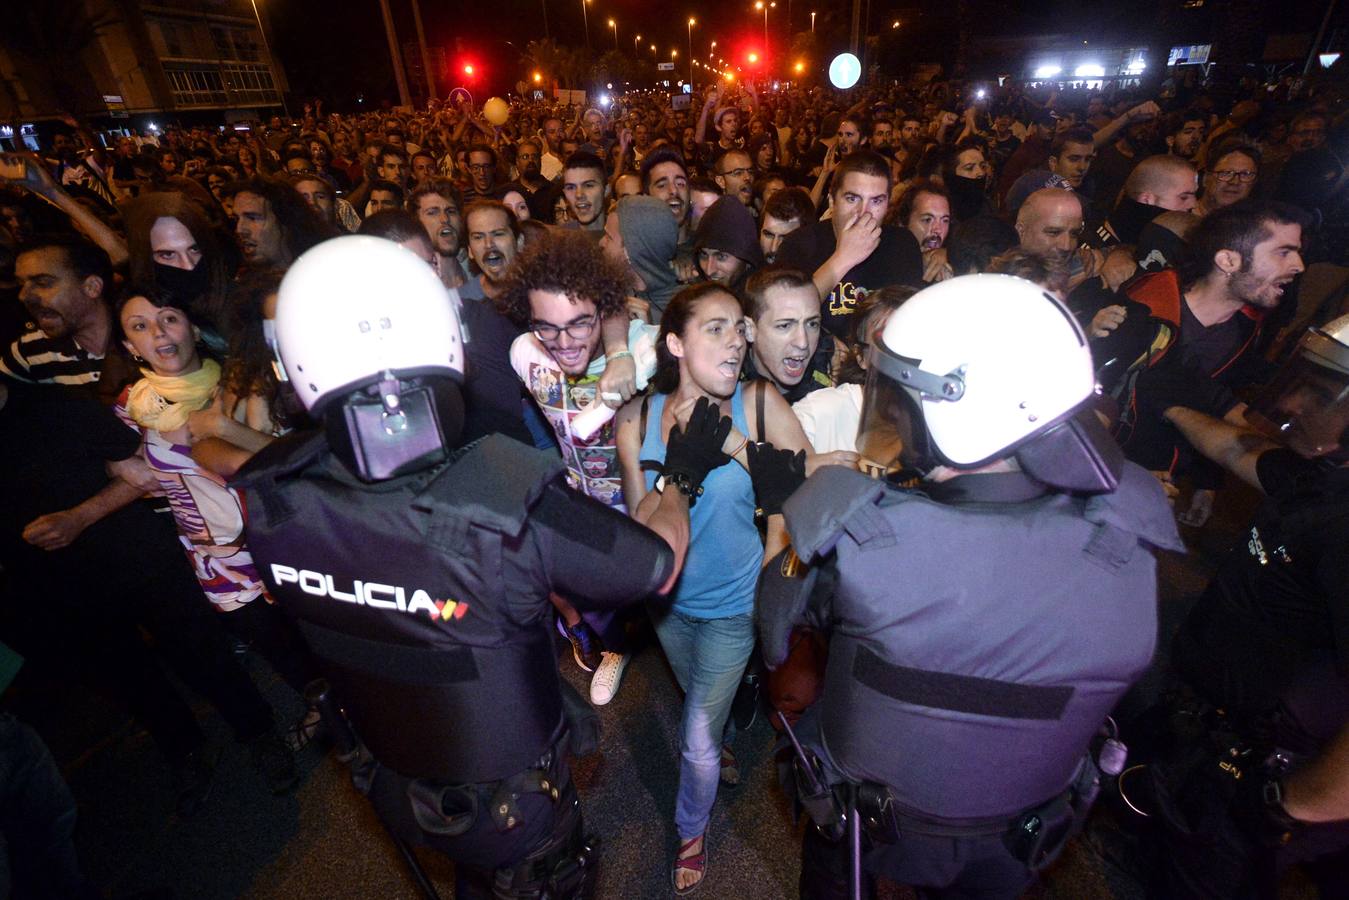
[856, 345, 943, 479]
[1246, 334, 1349, 458]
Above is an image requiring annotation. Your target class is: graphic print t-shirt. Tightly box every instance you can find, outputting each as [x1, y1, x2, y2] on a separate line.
[510, 320, 658, 512]
[115, 387, 262, 611]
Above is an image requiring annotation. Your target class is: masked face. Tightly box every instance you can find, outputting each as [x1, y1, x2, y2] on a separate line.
[150, 216, 203, 270]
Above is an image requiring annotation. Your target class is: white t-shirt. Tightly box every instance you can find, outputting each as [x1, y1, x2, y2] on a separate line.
[792, 383, 863, 454]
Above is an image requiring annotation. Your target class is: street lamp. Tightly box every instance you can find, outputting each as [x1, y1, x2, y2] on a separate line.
[709, 40, 716, 60]
[810, 10, 816, 31]
[609, 18, 618, 51]
[754, 1, 775, 47]
[581, 0, 591, 49]
[634, 33, 642, 55]
[687, 18, 696, 87]
[651, 43, 657, 61]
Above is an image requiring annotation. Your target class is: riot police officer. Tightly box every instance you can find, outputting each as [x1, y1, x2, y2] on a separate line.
[754, 274, 1184, 899]
[234, 235, 727, 898]
[1130, 312, 1349, 898]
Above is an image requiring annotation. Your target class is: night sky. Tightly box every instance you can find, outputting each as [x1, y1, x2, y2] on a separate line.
[266, 0, 1332, 109]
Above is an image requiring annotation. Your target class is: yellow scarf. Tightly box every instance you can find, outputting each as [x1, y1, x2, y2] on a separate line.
[125, 359, 221, 432]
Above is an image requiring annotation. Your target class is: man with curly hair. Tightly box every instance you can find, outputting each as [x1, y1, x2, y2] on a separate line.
[503, 231, 659, 706]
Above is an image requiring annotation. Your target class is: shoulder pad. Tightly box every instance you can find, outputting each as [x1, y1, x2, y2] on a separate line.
[231, 429, 328, 491]
[414, 434, 565, 538]
[782, 466, 891, 562]
[1084, 461, 1186, 553]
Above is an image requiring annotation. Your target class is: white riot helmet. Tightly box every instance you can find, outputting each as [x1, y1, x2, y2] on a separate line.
[857, 274, 1122, 491]
[1246, 312, 1349, 462]
[276, 235, 465, 481]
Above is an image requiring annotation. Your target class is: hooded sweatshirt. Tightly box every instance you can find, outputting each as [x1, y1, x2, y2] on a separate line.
[616, 195, 681, 321]
[693, 197, 765, 289]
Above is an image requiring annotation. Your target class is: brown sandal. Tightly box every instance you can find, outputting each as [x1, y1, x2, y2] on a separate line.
[719, 744, 740, 786]
[672, 833, 707, 895]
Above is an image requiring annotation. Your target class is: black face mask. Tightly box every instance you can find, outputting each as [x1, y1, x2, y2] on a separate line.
[945, 174, 988, 221]
[154, 261, 211, 306]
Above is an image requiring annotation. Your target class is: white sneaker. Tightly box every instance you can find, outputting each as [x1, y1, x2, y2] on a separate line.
[589, 652, 629, 706]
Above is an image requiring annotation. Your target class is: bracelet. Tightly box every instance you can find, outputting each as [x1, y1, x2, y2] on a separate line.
[606, 350, 633, 361]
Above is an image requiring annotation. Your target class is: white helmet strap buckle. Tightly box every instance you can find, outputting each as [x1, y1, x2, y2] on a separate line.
[869, 343, 966, 401]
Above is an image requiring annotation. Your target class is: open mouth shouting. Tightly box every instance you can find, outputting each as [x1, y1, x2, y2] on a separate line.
[480, 249, 507, 277]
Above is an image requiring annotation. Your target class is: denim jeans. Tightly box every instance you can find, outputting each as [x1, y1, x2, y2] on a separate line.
[651, 609, 755, 840]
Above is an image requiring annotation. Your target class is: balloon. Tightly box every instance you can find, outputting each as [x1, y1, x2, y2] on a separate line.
[483, 97, 510, 126]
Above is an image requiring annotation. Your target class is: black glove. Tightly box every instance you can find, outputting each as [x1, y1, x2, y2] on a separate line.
[747, 442, 807, 517]
[661, 396, 733, 504]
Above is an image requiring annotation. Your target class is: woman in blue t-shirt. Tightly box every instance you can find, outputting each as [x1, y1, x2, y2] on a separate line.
[616, 282, 810, 893]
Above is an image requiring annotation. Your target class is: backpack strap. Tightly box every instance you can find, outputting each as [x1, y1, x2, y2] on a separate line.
[754, 379, 767, 444]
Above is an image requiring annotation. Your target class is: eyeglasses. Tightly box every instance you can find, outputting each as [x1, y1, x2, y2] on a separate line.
[1211, 169, 1257, 183]
[719, 166, 753, 179]
[531, 315, 597, 341]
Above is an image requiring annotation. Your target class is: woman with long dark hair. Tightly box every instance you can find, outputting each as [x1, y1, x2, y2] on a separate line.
[615, 283, 810, 893]
[114, 285, 320, 753]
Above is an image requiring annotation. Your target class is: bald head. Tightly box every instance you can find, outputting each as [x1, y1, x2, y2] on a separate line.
[1123, 155, 1198, 212]
[1016, 189, 1084, 262]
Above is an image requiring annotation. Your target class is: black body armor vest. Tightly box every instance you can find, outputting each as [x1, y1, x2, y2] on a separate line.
[237, 432, 568, 785]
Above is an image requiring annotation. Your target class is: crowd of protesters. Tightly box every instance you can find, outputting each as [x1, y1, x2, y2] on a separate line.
[1, 63, 1348, 897]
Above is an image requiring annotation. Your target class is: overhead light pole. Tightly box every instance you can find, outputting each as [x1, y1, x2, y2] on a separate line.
[688, 18, 696, 87]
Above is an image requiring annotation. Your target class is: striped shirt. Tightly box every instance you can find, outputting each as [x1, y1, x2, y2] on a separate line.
[0, 326, 104, 385]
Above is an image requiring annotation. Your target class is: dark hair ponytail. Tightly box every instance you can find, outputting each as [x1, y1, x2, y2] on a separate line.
[652, 282, 743, 394]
